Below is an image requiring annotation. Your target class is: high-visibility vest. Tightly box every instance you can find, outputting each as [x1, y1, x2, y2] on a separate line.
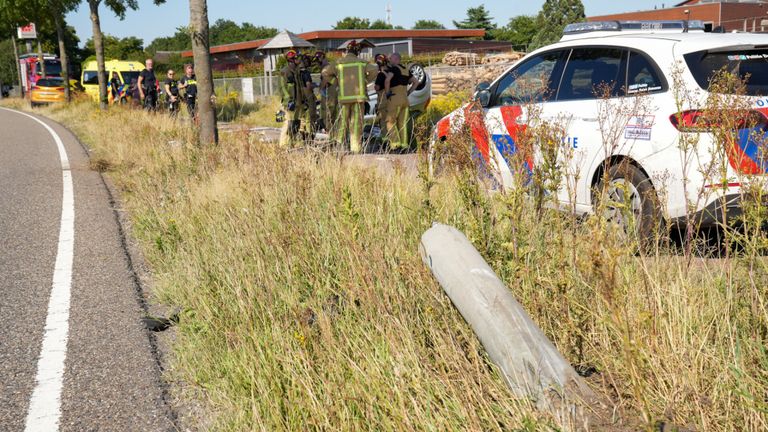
[337, 61, 367, 103]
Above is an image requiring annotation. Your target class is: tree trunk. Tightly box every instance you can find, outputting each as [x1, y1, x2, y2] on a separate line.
[53, 5, 71, 102]
[37, 39, 46, 76]
[189, 0, 218, 145]
[11, 34, 22, 96]
[88, 0, 108, 110]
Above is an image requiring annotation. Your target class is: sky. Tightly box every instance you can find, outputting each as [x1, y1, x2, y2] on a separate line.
[64, 0, 670, 47]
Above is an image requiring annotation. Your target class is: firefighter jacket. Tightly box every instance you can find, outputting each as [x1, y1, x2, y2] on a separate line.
[335, 53, 377, 104]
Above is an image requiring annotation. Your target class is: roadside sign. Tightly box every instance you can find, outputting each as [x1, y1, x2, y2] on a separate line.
[17, 23, 37, 40]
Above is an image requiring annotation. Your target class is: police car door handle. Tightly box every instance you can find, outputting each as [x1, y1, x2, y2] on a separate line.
[580, 117, 598, 122]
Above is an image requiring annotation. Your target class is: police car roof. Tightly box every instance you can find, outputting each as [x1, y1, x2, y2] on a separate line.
[548, 31, 768, 56]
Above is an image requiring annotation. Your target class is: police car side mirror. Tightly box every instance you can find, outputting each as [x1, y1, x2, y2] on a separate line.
[474, 82, 491, 107]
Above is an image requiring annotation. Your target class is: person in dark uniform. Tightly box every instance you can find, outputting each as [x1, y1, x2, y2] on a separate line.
[384, 53, 419, 150]
[373, 54, 389, 139]
[298, 53, 318, 140]
[109, 74, 122, 104]
[178, 64, 197, 119]
[163, 69, 180, 117]
[137, 58, 158, 111]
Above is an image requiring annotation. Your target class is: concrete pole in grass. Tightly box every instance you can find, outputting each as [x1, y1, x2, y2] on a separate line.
[420, 223, 596, 427]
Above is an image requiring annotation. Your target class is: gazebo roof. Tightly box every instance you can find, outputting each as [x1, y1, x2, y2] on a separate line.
[259, 30, 315, 51]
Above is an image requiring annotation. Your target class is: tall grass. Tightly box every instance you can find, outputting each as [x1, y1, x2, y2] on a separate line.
[8, 94, 768, 431]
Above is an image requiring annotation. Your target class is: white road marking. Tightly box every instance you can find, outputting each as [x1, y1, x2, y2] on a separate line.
[1, 108, 74, 432]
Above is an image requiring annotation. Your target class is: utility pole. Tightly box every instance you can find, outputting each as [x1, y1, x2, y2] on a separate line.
[386, 3, 392, 26]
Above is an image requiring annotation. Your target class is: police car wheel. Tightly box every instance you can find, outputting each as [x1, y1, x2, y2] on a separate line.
[594, 163, 661, 249]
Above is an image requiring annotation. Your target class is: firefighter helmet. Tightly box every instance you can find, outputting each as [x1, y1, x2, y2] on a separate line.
[347, 40, 361, 54]
[285, 49, 299, 62]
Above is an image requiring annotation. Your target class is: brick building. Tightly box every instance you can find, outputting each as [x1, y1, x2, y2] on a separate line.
[589, 0, 768, 33]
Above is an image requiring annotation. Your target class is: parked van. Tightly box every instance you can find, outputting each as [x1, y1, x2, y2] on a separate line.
[81, 60, 145, 103]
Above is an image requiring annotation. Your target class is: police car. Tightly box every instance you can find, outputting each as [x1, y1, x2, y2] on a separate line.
[431, 20, 768, 239]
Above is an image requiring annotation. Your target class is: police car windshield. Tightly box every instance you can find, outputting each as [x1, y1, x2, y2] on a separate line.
[684, 48, 768, 96]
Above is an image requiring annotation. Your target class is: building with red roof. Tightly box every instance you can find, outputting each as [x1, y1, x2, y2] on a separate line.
[589, 0, 768, 33]
[181, 29, 513, 71]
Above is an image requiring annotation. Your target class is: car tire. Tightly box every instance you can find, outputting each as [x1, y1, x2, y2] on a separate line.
[594, 162, 662, 249]
[408, 63, 427, 91]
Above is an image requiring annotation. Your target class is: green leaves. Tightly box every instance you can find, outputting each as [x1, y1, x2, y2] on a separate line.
[530, 0, 586, 50]
[490, 15, 537, 50]
[412, 20, 446, 30]
[453, 4, 496, 38]
[333, 16, 371, 30]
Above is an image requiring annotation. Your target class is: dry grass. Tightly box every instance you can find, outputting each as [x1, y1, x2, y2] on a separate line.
[5, 97, 768, 431]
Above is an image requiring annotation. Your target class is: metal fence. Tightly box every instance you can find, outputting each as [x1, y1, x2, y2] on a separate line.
[213, 76, 281, 103]
[213, 74, 322, 104]
[214, 64, 520, 103]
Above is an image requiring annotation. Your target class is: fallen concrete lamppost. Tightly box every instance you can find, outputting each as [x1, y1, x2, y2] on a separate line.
[420, 223, 598, 429]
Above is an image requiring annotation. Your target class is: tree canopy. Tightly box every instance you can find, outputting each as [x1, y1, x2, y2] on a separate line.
[412, 19, 445, 30]
[147, 20, 277, 53]
[209, 19, 277, 46]
[491, 15, 537, 50]
[369, 19, 393, 30]
[530, 0, 585, 49]
[453, 4, 496, 39]
[84, 34, 145, 61]
[333, 16, 371, 30]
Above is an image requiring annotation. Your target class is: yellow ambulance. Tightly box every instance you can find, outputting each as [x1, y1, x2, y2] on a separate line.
[81, 60, 145, 103]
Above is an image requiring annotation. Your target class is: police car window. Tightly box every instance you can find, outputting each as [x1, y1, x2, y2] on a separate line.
[626, 51, 664, 95]
[492, 51, 563, 106]
[558, 48, 625, 101]
[684, 49, 768, 96]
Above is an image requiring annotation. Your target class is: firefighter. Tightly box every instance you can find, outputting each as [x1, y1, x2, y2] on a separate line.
[384, 53, 419, 151]
[299, 53, 318, 141]
[373, 54, 389, 139]
[279, 49, 304, 147]
[316, 51, 337, 134]
[335, 40, 377, 153]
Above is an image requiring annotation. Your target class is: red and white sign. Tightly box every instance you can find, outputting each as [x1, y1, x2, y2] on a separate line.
[17, 23, 37, 40]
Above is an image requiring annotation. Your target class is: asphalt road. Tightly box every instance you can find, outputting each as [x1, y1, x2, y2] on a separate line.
[0, 108, 174, 431]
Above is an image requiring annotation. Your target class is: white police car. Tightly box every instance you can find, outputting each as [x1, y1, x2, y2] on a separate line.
[431, 20, 768, 239]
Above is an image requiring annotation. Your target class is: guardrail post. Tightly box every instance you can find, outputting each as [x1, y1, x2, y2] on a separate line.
[420, 223, 598, 428]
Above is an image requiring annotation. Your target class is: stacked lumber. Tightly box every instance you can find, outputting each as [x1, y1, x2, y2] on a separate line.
[482, 51, 525, 64]
[430, 65, 511, 96]
[442, 51, 479, 66]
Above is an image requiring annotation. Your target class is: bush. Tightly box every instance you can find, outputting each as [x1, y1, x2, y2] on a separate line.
[214, 85, 259, 122]
[413, 91, 469, 144]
